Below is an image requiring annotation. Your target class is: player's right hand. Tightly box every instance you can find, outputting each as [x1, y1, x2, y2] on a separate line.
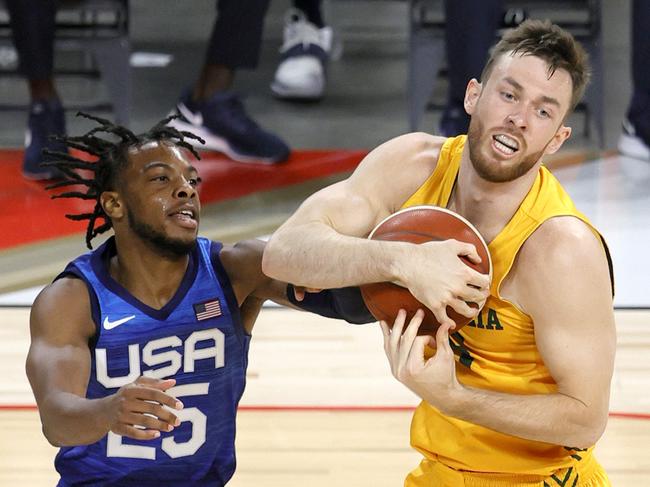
[292, 286, 323, 301]
[395, 239, 490, 327]
[102, 376, 184, 440]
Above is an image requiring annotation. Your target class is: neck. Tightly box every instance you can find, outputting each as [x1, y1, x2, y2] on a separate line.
[110, 234, 191, 310]
[449, 146, 541, 243]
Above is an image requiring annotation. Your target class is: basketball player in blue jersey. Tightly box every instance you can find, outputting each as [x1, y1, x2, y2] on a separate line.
[25, 113, 369, 486]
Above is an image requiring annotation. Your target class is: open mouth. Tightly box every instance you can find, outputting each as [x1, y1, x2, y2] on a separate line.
[169, 208, 198, 229]
[492, 134, 520, 155]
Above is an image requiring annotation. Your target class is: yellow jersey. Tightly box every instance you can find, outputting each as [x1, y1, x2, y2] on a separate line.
[402, 135, 610, 478]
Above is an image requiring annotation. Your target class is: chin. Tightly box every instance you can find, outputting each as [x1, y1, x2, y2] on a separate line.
[165, 224, 199, 245]
[139, 227, 197, 258]
[162, 237, 197, 257]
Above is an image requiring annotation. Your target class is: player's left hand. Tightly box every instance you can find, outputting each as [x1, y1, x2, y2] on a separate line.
[379, 309, 462, 408]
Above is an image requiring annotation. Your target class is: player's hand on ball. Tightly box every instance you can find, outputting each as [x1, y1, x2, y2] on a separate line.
[361, 206, 492, 334]
[396, 239, 489, 327]
[380, 308, 461, 408]
[102, 376, 184, 440]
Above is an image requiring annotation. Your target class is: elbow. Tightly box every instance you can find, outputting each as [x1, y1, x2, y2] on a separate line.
[567, 412, 608, 450]
[40, 410, 74, 447]
[42, 420, 100, 447]
[569, 430, 604, 450]
[42, 424, 65, 447]
[583, 417, 608, 448]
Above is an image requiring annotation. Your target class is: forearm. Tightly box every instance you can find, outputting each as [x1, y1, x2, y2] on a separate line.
[435, 385, 606, 449]
[287, 284, 376, 324]
[264, 222, 405, 288]
[39, 392, 111, 446]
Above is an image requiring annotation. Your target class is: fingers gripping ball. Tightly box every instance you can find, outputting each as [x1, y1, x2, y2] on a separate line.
[360, 205, 492, 335]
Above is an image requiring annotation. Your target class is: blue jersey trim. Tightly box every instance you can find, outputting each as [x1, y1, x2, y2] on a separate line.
[208, 241, 248, 340]
[89, 238, 199, 321]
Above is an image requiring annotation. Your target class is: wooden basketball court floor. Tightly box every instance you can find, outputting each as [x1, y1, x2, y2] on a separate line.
[0, 307, 649, 486]
[1, 153, 649, 485]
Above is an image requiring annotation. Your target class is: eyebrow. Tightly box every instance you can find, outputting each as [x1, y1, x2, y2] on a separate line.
[539, 95, 561, 108]
[143, 161, 198, 174]
[503, 76, 561, 107]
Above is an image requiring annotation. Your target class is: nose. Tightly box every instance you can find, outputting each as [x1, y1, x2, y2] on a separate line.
[506, 109, 527, 131]
[174, 177, 197, 200]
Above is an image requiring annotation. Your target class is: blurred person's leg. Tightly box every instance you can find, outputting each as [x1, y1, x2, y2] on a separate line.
[440, 0, 501, 137]
[271, 0, 333, 101]
[619, 0, 650, 160]
[6, 0, 66, 179]
[171, 0, 289, 164]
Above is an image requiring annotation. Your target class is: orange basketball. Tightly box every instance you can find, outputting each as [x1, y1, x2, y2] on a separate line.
[360, 205, 492, 335]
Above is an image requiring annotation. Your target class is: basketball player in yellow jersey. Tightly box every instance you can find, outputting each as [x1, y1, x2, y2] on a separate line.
[263, 19, 615, 486]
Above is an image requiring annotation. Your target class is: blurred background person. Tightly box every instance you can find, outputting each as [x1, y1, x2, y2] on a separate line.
[618, 0, 650, 161]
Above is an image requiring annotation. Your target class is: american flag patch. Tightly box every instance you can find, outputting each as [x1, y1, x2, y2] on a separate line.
[193, 298, 222, 321]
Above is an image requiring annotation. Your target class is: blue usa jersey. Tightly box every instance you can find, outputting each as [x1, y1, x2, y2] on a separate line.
[54, 237, 250, 486]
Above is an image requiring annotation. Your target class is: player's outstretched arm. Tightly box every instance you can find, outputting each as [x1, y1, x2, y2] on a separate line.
[220, 239, 296, 334]
[381, 217, 615, 448]
[222, 239, 376, 332]
[263, 133, 489, 326]
[263, 133, 438, 288]
[26, 278, 182, 446]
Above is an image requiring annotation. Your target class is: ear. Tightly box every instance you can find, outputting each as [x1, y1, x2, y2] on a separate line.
[100, 191, 124, 220]
[464, 79, 482, 116]
[544, 125, 572, 155]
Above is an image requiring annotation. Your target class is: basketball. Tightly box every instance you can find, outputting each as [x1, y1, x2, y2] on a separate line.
[360, 205, 492, 335]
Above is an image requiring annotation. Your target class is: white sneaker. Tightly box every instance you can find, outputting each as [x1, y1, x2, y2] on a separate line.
[271, 8, 333, 100]
[618, 119, 650, 161]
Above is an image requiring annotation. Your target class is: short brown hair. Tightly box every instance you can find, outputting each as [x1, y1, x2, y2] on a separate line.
[480, 19, 590, 112]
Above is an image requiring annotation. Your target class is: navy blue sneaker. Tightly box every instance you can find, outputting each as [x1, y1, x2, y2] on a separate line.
[22, 98, 67, 180]
[169, 90, 290, 164]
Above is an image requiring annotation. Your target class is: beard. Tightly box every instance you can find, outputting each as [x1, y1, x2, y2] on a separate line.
[467, 115, 547, 183]
[127, 207, 196, 258]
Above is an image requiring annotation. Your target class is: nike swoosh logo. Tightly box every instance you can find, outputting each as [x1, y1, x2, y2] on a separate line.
[177, 102, 203, 126]
[103, 315, 136, 330]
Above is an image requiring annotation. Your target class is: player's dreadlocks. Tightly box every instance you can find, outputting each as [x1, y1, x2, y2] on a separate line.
[44, 112, 205, 249]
